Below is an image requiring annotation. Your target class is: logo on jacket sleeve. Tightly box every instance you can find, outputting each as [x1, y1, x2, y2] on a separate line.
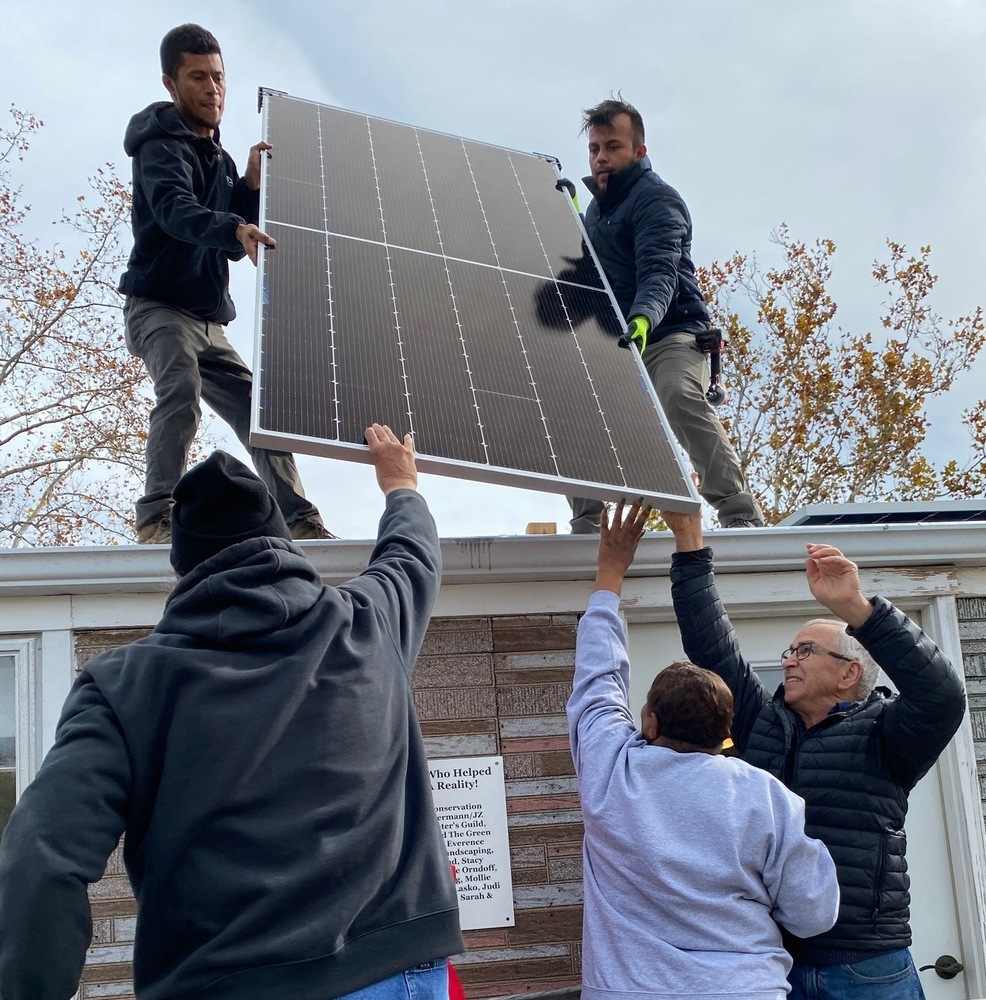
[226, 175, 234, 187]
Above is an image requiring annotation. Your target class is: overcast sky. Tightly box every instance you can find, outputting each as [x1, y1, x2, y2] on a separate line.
[3, 0, 984, 539]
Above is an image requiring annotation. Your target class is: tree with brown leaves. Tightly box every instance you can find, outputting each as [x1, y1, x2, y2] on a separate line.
[0, 106, 155, 546]
[696, 226, 986, 524]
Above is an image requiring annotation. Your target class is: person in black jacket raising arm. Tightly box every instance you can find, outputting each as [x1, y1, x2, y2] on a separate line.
[567, 97, 763, 532]
[0, 424, 461, 1000]
[119, 23, 330, 543]
[662, 507, 966, 999]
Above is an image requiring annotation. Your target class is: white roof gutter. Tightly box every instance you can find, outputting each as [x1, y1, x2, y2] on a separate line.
[1, 522, 985, 597]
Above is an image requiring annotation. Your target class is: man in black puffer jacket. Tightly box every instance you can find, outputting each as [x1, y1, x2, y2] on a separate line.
[662, 508, 966, 999]
[566, 97, 762, 533]
[0, 425, 462, 1000]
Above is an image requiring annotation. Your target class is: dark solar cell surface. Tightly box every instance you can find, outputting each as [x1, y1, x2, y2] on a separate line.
[255, 93, 696, 506]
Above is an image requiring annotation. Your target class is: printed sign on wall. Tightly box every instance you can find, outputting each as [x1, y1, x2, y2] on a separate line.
[429, 756, 515, 929]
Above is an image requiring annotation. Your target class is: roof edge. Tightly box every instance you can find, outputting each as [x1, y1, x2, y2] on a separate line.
[1, 522, 985, 597]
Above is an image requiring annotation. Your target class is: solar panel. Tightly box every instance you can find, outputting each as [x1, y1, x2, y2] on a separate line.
[250, 90, 700, 510]
[779, 499, 986, 526]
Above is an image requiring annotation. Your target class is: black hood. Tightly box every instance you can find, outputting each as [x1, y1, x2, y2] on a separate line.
[123, 101, 222, 157]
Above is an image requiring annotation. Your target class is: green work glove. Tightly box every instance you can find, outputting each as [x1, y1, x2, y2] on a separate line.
[618, 315, 651, 354]
[555, 177, 581, 212]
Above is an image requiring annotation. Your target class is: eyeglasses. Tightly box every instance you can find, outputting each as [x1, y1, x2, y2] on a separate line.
[781, 641, 855, 664]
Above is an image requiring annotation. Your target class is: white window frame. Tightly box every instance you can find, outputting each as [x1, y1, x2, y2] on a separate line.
[0, 637, 42, 800]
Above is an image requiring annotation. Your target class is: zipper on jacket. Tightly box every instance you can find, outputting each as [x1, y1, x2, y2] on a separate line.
[782, 717, 802, 786]
[871, 831, 888, 925]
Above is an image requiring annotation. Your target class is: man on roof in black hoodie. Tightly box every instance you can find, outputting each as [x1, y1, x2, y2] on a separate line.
[0, 423, 463, 1000]
[119, 23, 331, 545]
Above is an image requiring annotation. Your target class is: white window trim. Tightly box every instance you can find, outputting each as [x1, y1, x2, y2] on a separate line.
[0, 637, 42, 797]
[921, 596, 986, 996]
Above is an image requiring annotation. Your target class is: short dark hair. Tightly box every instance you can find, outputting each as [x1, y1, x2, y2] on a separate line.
[645, 662, 733, 750]
[160, 24, 222, 79]
[581, 95, 645, 147]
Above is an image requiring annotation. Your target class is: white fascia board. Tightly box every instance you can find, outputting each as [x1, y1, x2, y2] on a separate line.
[1, 522, 986, 597]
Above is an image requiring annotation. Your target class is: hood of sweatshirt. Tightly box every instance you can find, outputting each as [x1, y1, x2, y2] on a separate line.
[158, 536, 326, 645]
[123, 101, 223, 157]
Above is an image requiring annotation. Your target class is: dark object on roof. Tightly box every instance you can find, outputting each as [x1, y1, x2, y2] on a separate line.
[779, 499, 986, 527]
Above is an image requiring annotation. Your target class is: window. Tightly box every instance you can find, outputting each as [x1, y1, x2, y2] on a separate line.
[0, 641, 40, 835]
[0, 654, 14, 832]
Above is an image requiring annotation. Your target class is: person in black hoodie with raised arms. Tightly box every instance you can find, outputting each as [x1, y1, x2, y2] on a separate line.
[119, 23, 331, 544]
[0, 423, 463, 1000]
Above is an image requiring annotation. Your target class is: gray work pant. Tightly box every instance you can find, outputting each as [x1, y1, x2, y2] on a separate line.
[568, 331, 762, 531]
[124, 296, 319, 531]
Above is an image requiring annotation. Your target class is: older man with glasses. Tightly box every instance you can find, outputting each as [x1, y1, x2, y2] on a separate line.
[661, 509, 966, 1000]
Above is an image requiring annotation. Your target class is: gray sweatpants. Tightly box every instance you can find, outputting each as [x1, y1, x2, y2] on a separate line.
[569, 331, 761, 531]
[124, 296, 319, 531]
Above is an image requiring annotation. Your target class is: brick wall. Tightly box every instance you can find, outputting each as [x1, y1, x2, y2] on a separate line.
[72, 614, 583, 1000]
[958, 598, 986, 821]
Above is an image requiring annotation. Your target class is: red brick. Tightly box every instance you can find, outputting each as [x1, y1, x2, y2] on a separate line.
[507, 906, 583, 945]
[420, 629, 492, 656]
[497, 685, 571, 717]
[456, 956, 573, 986]
[420, 719, 497, 736]
[80, 962, 132, 983]
[546, 841, 583, 859]
[503, 753, 535, 779]
[548, 856, 583, 882]
[495, 668, 574, 686]
[533, 750, 576, 777]
[510, 845, 546, 867]
[509, 823, 584, 847]
[500, 736, 571, 753]
[492, 615, 555, 629]
[462, 929, 510, 949]
[91, 899, 138, 918]
[413, 687, 496, 721]
[427, 617, 490, 632]
[462, 977, 581, 998]
[88, 876, 133, 900]
[90, 918, 113, 944]
[414, 654, 493, 689]
[511, 866, 549, 886]
[507, 795, 582, 814]
[493, 626, 576, 653]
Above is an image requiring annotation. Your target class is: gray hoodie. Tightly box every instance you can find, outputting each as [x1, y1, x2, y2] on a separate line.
[0, 490, 462, 1000]
[567, 591, 839, 1000]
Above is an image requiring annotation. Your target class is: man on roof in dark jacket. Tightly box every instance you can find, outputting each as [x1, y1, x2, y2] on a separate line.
[119, 23, 330, 545]
[0, 424, 462, 1000]
[662, 507, 966, 999]
[567, 97, 762, 532]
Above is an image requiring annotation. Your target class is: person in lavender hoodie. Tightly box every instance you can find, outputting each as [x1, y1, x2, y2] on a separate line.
[567, 501, 840, 1000]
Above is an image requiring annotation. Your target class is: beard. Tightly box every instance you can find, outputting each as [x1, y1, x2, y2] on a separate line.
[175, 94, 221, 134]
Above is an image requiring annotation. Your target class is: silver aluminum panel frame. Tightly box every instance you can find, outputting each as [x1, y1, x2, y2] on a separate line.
[250, 90, 701, 512]
[249, 93, 272, 444]
[547, 158, 700, 505]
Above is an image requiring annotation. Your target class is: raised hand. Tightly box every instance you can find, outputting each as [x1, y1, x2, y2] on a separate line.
[660, 507, 704, 552]
[365, 423, 417, 495]
[244, 141, 272, 191]
[236, 223, 276, 265]
[805, 543, 872, 628]
[595, 500, 651, 595]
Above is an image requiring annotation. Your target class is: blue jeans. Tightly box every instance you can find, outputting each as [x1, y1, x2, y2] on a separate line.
[334, 960, 448, 1000]
[788, 949, 926, 998]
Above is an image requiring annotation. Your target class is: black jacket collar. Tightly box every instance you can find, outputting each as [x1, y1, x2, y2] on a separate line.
[583, 156, 651, 210]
